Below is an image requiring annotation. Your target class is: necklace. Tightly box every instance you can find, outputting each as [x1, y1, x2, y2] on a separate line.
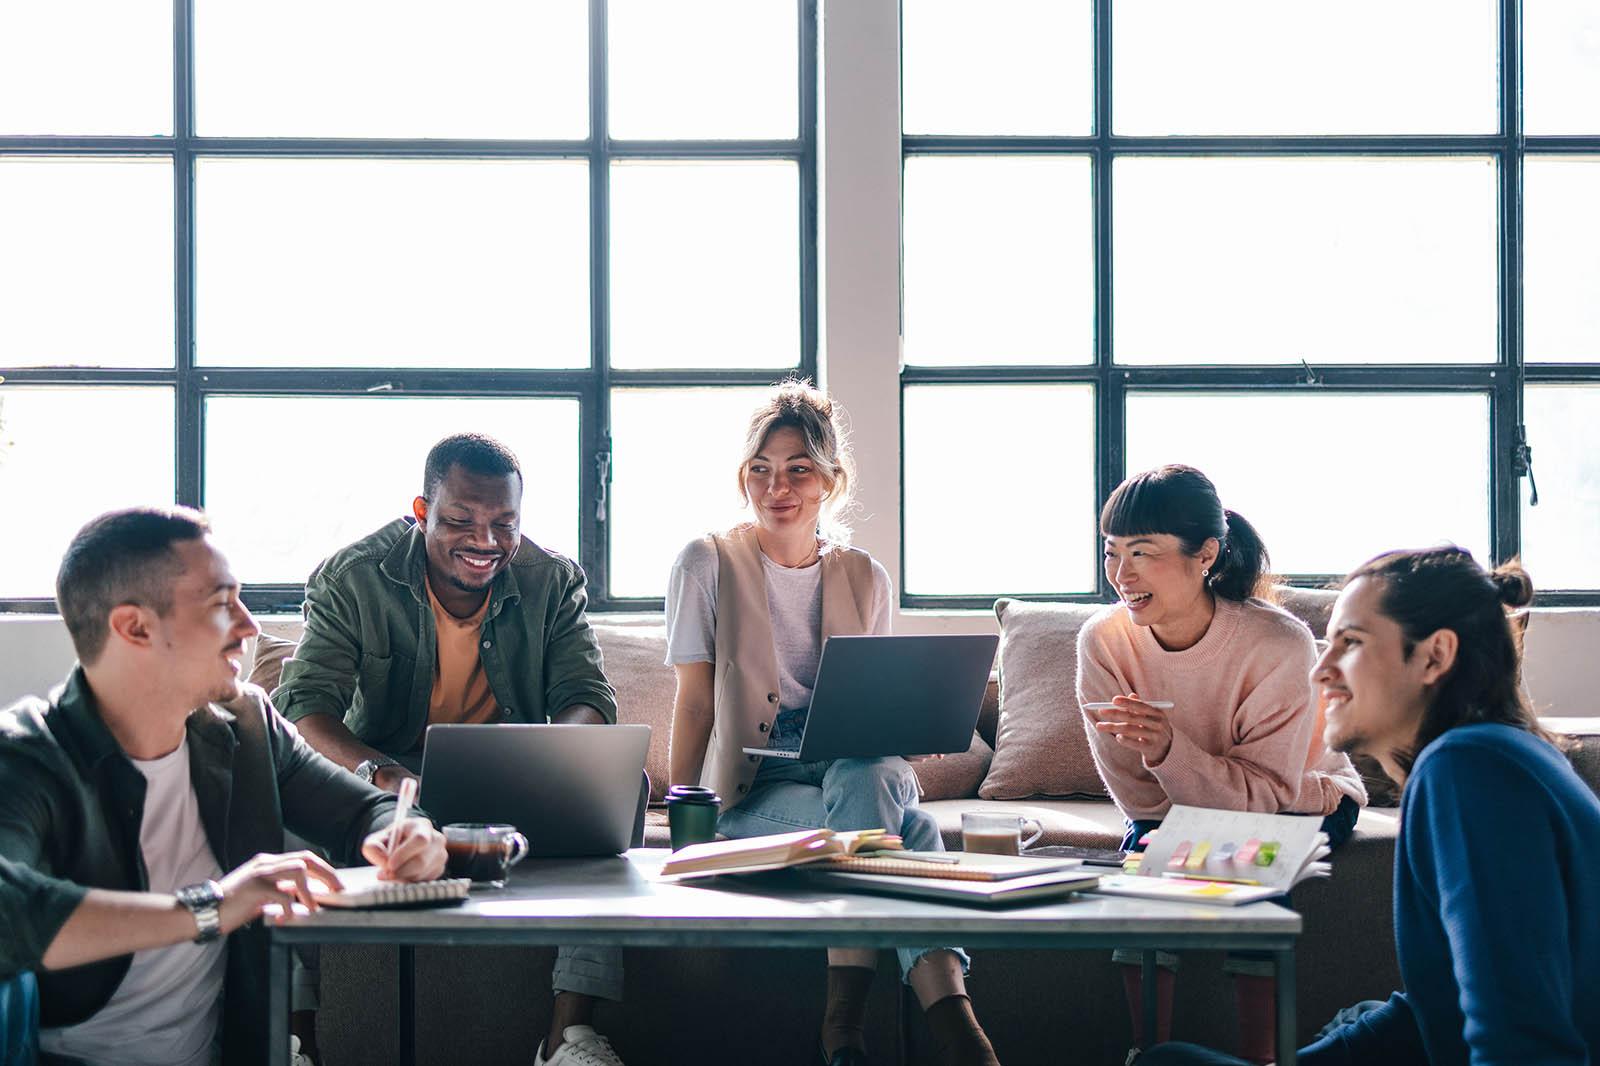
[759, 533, 821, 569]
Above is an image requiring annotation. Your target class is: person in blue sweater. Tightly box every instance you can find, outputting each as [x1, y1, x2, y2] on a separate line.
[1139, 545, 1600, 1066]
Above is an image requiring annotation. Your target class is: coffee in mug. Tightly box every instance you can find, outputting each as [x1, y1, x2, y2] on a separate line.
[443, 823, 529, 886]
[961, 811, 1045, 856]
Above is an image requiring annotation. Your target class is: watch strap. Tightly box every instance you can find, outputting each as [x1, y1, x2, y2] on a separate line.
[176, 879, 224, 944]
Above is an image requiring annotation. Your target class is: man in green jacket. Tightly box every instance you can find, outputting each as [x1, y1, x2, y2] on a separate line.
[0, 506, 446, 1066]
[274, 432, 628, 1066]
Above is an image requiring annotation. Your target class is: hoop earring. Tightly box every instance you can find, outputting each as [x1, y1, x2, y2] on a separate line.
[1201, 568, 1210, 578]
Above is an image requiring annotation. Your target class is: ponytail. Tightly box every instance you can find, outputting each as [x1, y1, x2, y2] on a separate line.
[1101, 464, 1277, 604]
[1209, 509, 1275, 603]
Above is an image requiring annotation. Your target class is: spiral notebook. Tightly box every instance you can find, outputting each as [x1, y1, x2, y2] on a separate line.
[818, 852, 1086, 882]
[312, 866, 471, 909]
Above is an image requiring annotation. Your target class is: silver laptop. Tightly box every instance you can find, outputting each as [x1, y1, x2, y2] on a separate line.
[743, 634, 997, 763]
[420, 723, 650, 857]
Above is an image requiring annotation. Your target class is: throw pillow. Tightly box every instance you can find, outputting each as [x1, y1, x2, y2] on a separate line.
[914, 731, 994, 801]
[978, 599, 1108, 800]
[590, 621, 677, 804]
[247, 633, 298, 696]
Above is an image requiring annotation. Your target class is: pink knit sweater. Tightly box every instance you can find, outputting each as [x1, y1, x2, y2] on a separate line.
[1076, 597, 1366, 820]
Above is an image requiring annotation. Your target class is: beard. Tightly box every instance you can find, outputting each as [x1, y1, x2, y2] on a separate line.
[204, 676, 243, 705]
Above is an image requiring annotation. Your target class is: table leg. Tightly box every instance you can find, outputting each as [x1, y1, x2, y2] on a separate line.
[269, 940, 291, 1066]
[1275, 949, 1297, 1066]
[399, 945, 416, 1066]
[1141, 949, 1158, 1049]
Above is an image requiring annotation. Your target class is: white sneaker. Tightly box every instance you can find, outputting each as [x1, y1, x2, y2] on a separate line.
[290, 1034, 316, 1066]
[535, 1025, 625, 1066]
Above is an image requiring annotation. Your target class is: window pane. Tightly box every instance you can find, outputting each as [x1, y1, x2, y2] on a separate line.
[903, 156, 1093, 366]
[608, 0, 796, 140]
[904, 385, 1096, 595]
[0, 387, 175, 597]
[1114, 157, 1497, 365]
[902, 0, 1092, 136]
[196, 159, 589, 368]
[0, 158, 174, 369]
[0, 1, 170, 135]
[609, 161, 798, 369]
[1114, 0, 1496, 135]
[1524, 0, 1600, 135]
[194, 0, 587, 139]
[1522, 387, 1600, 590]
[1524, 157, 1600, 363]
[1125, 393, 1491, 574]
[607, 387, 768, 598]
[203, 396, 579, 586]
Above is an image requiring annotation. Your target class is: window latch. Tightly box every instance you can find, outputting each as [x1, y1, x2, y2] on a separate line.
[1513, 424, 1538, 507]
[594, 447, 612, 522]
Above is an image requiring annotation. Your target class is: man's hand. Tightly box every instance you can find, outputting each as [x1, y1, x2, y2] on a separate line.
[1091, 695, 1176, 764]
[361, 818, 447, 883]
[372, 764, 421, 794]
[216, 851, 344, 933]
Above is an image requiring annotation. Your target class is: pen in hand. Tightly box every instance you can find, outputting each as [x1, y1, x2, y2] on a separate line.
[384, 776, 418, 879]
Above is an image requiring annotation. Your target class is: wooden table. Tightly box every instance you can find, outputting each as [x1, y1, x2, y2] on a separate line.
[269, 849, 1302, 1065]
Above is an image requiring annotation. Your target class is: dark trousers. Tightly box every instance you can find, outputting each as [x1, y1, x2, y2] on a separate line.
[1120, 795, 1363, 855]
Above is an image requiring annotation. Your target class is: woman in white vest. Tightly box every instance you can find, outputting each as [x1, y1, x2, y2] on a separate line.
[666, 380, 1000, 1066]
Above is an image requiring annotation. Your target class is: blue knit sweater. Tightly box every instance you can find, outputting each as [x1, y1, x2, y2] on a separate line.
[1305, 723, 1600, 1065]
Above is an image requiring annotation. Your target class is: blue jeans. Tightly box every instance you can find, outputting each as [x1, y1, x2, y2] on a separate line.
[0, 972, 38, 1066]
[718, 752, 971, 982]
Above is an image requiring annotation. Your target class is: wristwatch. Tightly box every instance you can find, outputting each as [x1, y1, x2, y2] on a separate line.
[175, 880, 224, 944]
[355, 755, 400, 784]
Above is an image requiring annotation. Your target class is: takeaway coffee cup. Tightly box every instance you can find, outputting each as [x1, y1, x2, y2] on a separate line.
[665, 785, 721, 851]
[443, 823, 528, 886]
[961, 811, 1044, 856]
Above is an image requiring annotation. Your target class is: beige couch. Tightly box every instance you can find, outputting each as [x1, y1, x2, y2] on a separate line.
[239, 593, 1600, 1066]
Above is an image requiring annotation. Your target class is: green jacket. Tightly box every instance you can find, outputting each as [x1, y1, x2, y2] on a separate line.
[0, 670, 394, 1064]
[274, 518, 617, 753]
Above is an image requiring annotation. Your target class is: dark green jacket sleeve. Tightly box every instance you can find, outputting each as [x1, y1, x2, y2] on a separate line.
[273, 561, 365, 726]
[266, 702, 397, 865]
[542, 563, 617, 723]
[0, 710, 90, 980]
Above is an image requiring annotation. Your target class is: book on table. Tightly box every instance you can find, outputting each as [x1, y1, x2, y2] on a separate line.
[1090, 804, 1331, 908]
[658, 828, 905, 879]
[798, 854, 1101, 907]
[310, 866, 471, 909]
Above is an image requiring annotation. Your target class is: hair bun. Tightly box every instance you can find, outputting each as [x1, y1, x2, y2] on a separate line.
[1490, 562, 1534, 609]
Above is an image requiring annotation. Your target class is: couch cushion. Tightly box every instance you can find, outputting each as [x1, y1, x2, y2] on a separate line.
[979, 599, 1107, 801]
[590, 620, 676, 804]
[247, 632, 298, 695]
[923, 797, 1128, 850]
[1275, 586, 1338, 639]
[913, 732, 994, 801]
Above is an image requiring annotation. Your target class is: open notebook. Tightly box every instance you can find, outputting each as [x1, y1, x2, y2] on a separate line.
[311, 866, 471, 909]
[1091, 805, 1332, 907]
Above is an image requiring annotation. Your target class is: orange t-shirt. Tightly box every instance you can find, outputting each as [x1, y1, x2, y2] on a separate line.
[425, 577, 499, 727]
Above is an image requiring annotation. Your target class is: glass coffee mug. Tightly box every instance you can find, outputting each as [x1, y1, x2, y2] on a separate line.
[960, 811, 1044, 856]
[443, 823, 529, 887]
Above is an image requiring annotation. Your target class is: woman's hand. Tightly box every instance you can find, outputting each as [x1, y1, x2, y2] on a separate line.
[1091, 695, 1175, 764]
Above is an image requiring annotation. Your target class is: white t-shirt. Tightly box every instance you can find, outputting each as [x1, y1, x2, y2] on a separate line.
[41, 737, 227, 1066]
[664, 537, 893, 717]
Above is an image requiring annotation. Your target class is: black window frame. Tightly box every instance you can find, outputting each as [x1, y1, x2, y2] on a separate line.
[899, 0, 1600, 609]
[0, 0, 819, 615]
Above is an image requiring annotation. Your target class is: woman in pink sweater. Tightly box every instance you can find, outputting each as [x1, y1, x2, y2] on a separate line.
[1076, 464, 1365, 1064]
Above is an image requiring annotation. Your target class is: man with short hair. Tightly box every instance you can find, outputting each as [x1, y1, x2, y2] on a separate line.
[274, 432, 628, 1066]
[0, 506, 445, 1066]
[1140, 547, 1600, 1065]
